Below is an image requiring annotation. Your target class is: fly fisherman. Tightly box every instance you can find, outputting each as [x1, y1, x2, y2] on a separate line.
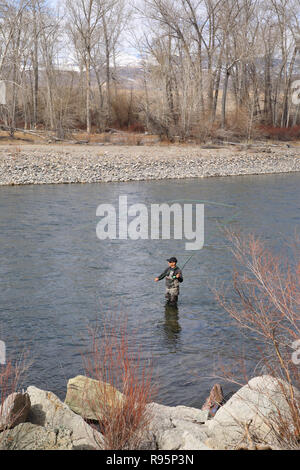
[155, 257, 183, 305]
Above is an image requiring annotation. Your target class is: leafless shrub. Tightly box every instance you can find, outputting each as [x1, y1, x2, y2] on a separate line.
[0, 350, 30, 433]
[215, 230, 300, 448]
[81, 316, 157, 450]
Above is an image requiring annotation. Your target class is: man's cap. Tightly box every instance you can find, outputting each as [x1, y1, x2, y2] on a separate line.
[167, 257, 177, 264]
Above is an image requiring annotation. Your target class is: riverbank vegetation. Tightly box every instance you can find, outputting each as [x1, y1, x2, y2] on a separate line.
[0, 351, 30, 432]
[216, 230, 300, 449]
[0, 0, 299, 144]
[81, 318, 157, 450]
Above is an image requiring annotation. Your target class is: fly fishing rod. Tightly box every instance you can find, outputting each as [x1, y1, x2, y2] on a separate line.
[175, 244, 229, 277]
[180, 254, 195, 271]
[169, 254, 195, 279]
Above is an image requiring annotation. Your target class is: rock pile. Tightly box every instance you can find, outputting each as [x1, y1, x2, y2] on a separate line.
[0, 144, 299, 185]
[0, 375, 298, 450]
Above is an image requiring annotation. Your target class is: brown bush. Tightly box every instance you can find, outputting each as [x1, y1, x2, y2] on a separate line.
[111, 92, 141, 130]
[215, 230, 300, 449]
[259, 125, 300, 141]
[0, 351, 30, 432]
[81, 316, 157, 450]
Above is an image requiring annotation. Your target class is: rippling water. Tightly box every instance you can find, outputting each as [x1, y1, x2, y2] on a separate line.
[0, 173, 299, 407]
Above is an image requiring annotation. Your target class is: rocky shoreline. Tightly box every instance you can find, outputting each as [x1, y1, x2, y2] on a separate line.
[0, 144, 299, 186]
[0, 375, 299, 450]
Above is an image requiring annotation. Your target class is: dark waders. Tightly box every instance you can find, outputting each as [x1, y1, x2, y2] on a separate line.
[165, 279, 180, 305]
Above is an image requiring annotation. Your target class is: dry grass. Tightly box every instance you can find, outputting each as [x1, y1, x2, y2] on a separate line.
[0, 127, 299, 148]
[0, 352, 30, 432]
[0, 131, 35, 144]
[81, 316, 156, 450]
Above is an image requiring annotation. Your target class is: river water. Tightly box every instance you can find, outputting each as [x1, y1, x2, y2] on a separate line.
[0, 173, 299, 407]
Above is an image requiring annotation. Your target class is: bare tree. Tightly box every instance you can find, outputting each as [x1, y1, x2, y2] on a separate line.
[66, 0, 109, 134]
[0, 0, 299, 140]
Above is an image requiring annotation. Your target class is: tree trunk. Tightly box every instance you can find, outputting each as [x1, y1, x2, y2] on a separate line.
[281, 46, 297, 128]
[103, 18, 111, 124]
[86, 51, 91, 135]
[264, 54, 272, 123]
[33, 5, 39, 129]
[212, 62, 222, 123]
[221, 68, 230, 129]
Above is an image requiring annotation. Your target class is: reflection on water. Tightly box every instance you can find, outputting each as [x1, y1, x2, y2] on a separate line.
[163, 303, 182, 350]
[0, 173, 299, 407]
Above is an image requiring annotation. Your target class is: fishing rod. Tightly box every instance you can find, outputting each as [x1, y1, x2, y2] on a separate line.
[157, 198, 238, 277]
[176, 243, 230, 276]
[180, 254, 195, 271]
[167, 254, 197, 279]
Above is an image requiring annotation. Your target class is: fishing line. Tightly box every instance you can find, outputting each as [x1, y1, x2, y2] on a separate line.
[180, 254, 195, 271]
[155, 198, 240, 270]
[178, 244, 230, 272]
[164, 198, 241, 227]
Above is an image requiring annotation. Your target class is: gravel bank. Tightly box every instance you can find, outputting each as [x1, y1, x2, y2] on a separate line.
[0, 144, 299, 185]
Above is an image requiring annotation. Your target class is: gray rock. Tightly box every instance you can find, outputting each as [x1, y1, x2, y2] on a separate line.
[157, 419, 210, 450]
[207, 376, 300, 449]
[27, 386, 104, 450]
[143, 402, 210, 450]
[64, 375, 124, 421]
[147, 403, 209, 431]
[0, 423, 73, 450]
[0, 393, 31, 430]
[157, 428, 212, 450]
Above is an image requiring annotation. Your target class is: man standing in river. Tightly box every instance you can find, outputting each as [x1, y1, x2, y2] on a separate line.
[155, 257, 183, 305]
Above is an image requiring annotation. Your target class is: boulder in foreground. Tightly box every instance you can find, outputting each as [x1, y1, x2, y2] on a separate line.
[27, 386, 103, 450]
[207, 375, 300, 450]
[0, 393, 31, 431]
[65, 375, 124, 421]
[0, 423, 73, 450]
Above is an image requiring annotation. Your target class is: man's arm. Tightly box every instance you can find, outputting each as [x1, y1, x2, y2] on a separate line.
[155, 268, 169, 282]
[176, 269, 183, 283]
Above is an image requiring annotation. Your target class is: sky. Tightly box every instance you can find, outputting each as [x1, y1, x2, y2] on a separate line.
[47, 0, 143, 67]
